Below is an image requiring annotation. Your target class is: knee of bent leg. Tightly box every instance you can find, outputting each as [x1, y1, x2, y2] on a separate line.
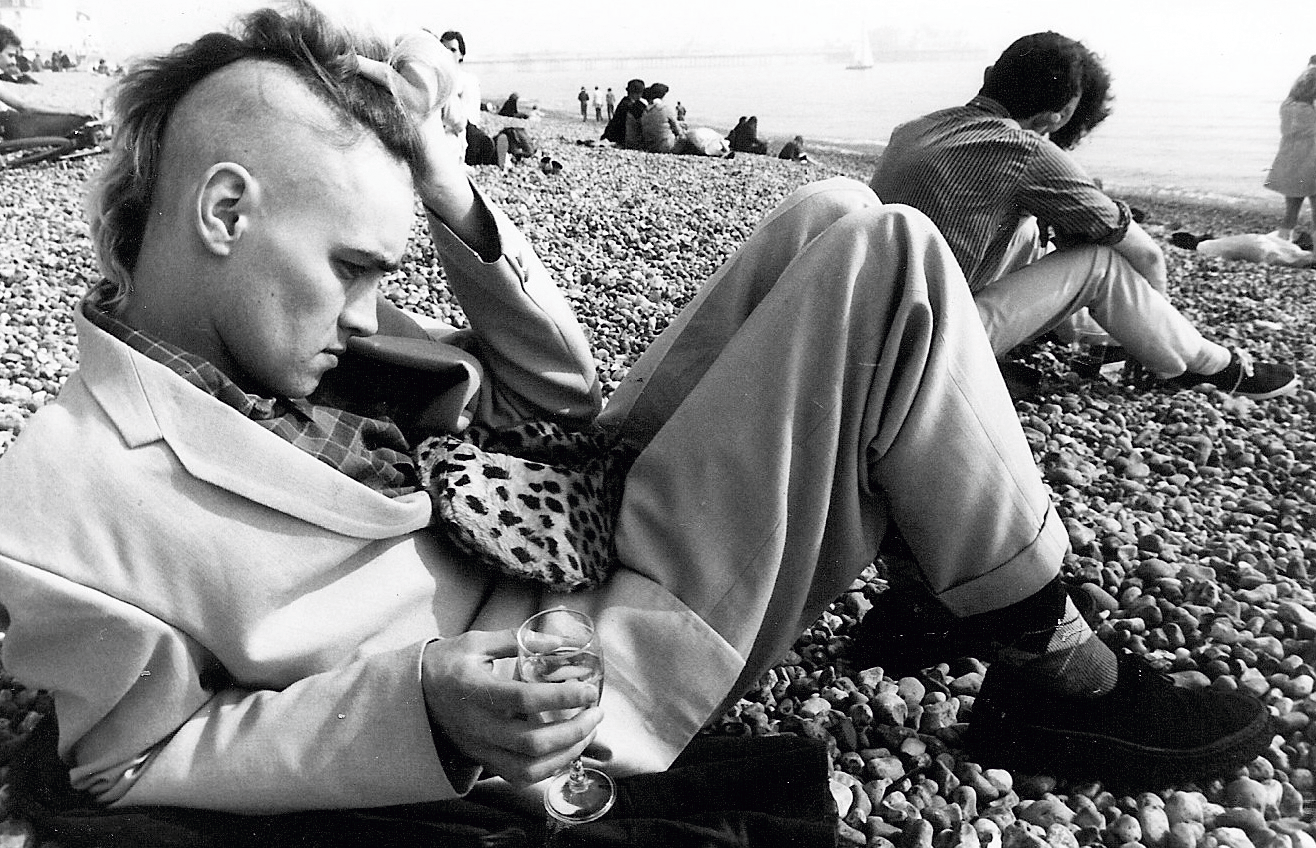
[766, 176, 881, 231]
[830, 202, 952, 258]
[816, 203, 970, 295]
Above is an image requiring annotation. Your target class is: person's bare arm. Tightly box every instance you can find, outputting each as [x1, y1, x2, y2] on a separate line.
[0, 79, 46, 112]
[1111, 219, 1169, 294]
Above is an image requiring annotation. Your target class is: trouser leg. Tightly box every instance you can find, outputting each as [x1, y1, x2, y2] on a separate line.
[984, 218, 1114, 348]
[974, 244, 1221, 377]
[600, 177, 1066, 714]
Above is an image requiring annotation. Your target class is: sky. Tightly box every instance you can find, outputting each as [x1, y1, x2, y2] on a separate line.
[82, 0, 1316, 70]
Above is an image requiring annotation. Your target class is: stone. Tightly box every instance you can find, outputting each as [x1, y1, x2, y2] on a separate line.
[1168, 823, 1204, 848]
[1224, 777, 1271, 811]
[1212, 827, 1257, 848]
[1166, 791, 1207, 826]
[897, 677, 927, 708]
[1138, 802, 1171, 847]
[1000, 823, 1049, 848]
[1110, 814, 1143, 845]
[1045, 823, 1079, 848]
[872, 692, 910, 726]
[1017, 797, 1076, 829]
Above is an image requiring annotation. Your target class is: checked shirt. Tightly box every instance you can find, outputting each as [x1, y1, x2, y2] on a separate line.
[83, 299, 419, 497]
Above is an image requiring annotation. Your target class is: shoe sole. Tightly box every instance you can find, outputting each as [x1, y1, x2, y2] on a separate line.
[1235, 376, 1301, 401]
[1173, 374, 1301, 401]
[967, 695, 1275, 786]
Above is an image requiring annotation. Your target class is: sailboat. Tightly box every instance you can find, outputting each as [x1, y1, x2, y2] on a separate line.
[847, 28, 874, 70]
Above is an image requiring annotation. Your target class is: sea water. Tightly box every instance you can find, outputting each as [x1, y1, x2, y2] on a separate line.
[472, 50, 1303, 206]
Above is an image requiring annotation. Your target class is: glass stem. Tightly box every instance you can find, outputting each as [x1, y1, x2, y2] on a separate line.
[566, 758, 589, 794]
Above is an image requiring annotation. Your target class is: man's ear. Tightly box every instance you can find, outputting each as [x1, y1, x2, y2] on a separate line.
[195, 162, 259, 256]
[1022, 111, 1064, 136]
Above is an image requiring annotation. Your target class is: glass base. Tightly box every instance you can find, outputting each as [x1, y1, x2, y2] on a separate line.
[544, 766, 616, 825]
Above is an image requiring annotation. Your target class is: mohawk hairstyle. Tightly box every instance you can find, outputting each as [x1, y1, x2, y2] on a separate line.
[87, 2, 426, 313]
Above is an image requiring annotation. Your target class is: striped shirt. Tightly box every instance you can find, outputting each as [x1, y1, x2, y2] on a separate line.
[870, 96, 1130, 291]
[83, 299, 420, 497]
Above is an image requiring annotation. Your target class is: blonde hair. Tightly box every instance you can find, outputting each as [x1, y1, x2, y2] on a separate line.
[86, 2, 426, 313]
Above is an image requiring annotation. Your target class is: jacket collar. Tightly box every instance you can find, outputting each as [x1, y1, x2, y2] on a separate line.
[75, 308, 433, 538]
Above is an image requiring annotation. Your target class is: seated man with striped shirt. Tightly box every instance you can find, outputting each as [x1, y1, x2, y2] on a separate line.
[870, 31, 1299, 401]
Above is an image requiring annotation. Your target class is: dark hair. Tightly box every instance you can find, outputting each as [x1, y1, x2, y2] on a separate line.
[88, 2, 426, 311]
[980, 32, 1085, 120]
[1049, 44, 1113, 150]
[0, 24, 20, 49]
[1291, 68, 1316, 104]
[439, 30, 465, 58]
[643, 83, 669, 101]
[626, 78, 645, 96]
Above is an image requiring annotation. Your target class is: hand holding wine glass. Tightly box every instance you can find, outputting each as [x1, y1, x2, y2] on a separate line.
[418, 630, 601, 787]
[516, 607, 616, 825]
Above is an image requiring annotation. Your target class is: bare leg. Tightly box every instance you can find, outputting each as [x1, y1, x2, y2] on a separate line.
[1279, 196, 1305, 237]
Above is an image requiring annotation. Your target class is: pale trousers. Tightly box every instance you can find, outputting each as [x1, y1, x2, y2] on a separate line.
[598, 177, 1069, 715]
[973, 217, 1218, 377]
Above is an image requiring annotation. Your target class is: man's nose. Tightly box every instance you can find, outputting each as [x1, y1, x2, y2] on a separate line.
[340, 285, 379, 338]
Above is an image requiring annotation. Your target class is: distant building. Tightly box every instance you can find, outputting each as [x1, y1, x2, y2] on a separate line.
[0, 0, 102, 63]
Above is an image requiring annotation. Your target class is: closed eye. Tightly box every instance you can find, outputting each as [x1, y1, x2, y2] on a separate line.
[334, 259, 371, 281]
[334, 249, 401, 282]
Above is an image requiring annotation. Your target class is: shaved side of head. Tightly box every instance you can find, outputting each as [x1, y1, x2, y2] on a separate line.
[147, 60, 378, 238]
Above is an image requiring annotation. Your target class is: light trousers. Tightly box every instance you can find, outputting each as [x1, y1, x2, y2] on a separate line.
[973, 218, 1219, 377]
[598, 177, 1068, 715]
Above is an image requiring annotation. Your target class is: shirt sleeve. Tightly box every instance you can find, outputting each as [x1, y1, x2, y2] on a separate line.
[1016, 139, 1130, 247]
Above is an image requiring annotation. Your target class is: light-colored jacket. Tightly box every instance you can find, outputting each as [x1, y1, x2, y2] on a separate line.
[0, 192, 743, 813]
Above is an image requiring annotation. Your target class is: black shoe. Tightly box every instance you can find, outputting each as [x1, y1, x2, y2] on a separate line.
[849, 582, 1100, 677]
[998, 360, 1043, 399]
[1169, 231, 1205, 250]
[969, 649, 1274, 786]
[1168, 350, 1300, 400]
[1073, 345, 1126, 381]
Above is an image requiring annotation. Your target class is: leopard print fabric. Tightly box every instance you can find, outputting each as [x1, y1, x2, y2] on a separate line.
[413, 421, 634, 592]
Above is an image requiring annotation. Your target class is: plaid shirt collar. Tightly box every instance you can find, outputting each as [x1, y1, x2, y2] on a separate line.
[82, 298, 288, 421]
[81, 297, 419, 497]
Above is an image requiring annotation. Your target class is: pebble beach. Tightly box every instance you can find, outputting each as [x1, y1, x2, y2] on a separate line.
[2, 72, 1316, 847]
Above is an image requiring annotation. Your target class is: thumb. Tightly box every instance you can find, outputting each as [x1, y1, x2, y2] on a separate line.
[353, 33, 456, 118]
[393, 31, 457, 114]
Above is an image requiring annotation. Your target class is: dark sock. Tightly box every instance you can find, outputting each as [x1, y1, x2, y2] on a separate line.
[969, 576, 1067, 653]
[975, 577, 1119, 698]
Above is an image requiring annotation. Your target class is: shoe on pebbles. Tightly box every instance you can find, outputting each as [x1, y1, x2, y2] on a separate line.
[849, 582, 1100, 678]
[1169, 349, 1300, 401]
[968, 649, 1274, 787]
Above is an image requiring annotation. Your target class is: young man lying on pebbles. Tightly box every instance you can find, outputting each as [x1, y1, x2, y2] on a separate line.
[0, 4, 1274, 840]
[870, 31, 1301, 402]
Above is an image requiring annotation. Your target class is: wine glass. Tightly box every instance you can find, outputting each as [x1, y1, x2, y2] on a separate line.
[516, 607, 616, 826]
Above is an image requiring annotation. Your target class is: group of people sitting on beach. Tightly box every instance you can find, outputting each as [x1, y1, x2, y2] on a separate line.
[598, 78, 707, 154]
[0, 7, 1307, 847]
[597, 79, 810, 162]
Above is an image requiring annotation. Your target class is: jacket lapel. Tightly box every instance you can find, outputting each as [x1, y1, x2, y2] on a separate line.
[76, 310, 432, 539]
